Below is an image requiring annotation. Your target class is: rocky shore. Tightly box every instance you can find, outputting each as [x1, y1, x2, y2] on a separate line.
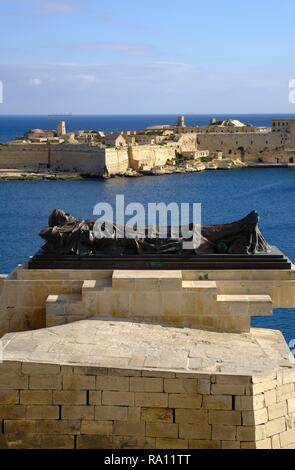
[0, 158, 247, 181]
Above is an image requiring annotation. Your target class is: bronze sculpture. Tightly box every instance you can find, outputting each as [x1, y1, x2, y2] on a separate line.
[39, 209, 269, 257]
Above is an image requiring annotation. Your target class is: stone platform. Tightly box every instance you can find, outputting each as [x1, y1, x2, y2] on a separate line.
[1, 261, 295, 449]
[1, 263, 295, 337]
[1, 321, 295, 449]
[28, 246, 292, 270]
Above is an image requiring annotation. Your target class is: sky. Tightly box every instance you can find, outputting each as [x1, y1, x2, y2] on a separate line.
[0, 0, 295, 114]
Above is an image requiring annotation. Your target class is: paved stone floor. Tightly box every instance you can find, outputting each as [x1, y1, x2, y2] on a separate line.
[2, 319, 293, 376]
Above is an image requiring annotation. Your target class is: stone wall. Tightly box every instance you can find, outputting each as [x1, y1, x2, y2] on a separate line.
[105, 148, 129, 175]
[0, 144, 128, 176]
[128, 145, 175, 171]
[196, 133, 285, 161]
[1, 361, 295, 449]
[0, 267, 112, 338]
[0, 144, 49, 169]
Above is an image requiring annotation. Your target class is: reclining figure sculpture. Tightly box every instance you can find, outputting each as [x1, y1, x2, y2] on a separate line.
[39, 209, 269, 257]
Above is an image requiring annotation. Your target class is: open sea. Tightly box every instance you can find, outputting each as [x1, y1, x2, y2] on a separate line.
[0, 115, 295, 344]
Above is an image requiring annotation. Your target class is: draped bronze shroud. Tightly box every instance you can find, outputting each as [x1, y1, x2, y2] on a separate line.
[39, 209, 270, 257]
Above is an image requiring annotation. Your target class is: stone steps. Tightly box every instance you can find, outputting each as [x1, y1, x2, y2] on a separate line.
[46, 294, 85, 327]
[217, 294, 273, 316]
[45, 275, 274, 332]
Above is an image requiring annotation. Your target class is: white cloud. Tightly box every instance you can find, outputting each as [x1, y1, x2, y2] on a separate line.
[29, 78, 42, 86]
[76, 74, 97, 84]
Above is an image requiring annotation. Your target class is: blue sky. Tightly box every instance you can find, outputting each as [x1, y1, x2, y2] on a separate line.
[0, 0, 295, 114]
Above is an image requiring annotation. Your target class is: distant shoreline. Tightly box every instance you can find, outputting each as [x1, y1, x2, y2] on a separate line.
[0, 164, 294, 181]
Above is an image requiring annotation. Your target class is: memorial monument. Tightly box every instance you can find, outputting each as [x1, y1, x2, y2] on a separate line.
[1, 210, 295, 449]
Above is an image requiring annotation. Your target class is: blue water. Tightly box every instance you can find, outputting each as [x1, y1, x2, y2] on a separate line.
[1, 114, 295, 142]
[1, 114, 295, 343]
[0, 168, 295, 343]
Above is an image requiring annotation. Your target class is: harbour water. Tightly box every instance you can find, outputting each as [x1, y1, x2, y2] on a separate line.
[1, 113, 295, 142]
[0, 168, 295, 343]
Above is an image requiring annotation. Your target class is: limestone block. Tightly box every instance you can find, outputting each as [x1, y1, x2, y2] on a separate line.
[95, 406, 127, 421]
[22, 363, 60, 375]
[113, 421, 145, 437]
[61, 405, 94, 420]
[0, 362, 22, 374]
[271, 434, 281, 449]
[130, 377, 163, 393]
[164, 378, 209, 394]
[127, 407, 141, 423]
[237, 424, 266, 441]
[251, 380, 277, 395]
[88, 391, 102, 405]
[20, 391, 53, 405]
[107, 368, 142, 377]
[235, 395, 264, 411]
[112, 436, 155, 449]
[143, 370, 175, 378]
[53, 391, 86, 405]
[135, 393, 168, 408]
[156, 438, 188, 449]
[81, 420, 113, 435]
[203, 395, 232, 411]
[38, 435, 74, 449]
[141, 408, 173, 423]
[212, 425, 237, 441]
[265, 417, 286, 438]
[264, 389, 277, 407]
[280, 428, 295, 448]
[211, 384, 246, 396]
[0, 405, 26, 419]
[96, 376, 129, 392]
[102, 391, 135, 407]
[255, 438, 272, 449]
[168, 394, 202, 409]
[0, 374, 28, 390]
[26, 405, 59, 420]
[175, 409, 208, 425]
[4, 420, 37, 434]
[37, 419, 80, 434]
[242, 408, 268, 425]
[30, 375, 61, 390]
[77, 435, 113, 449]
[189, 440, 221, 449]
[287, 398, 295, 414]
[62, 375, 95, 390]
[268, 402, 288, 420]
[4, 433, 39, 449]
[112, 270, 182, 291]
[215, 375, 252, 385]
[222, 441, 240, 449]
[277, 383, 295, 402]
[282, 369, 295, 384]
[0, 390, 19, 405]
[208, 410, 242, 426]
[146, 423, 178, 438]
[179, 423, 211, 440]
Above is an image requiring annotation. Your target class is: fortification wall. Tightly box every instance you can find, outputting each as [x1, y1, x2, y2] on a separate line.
[0, 144, 49, 169]
[51, 145, 106, 175]
[105, 148, 129, 176]
[128, 145, 175, 171]
[0, 144, 130, 176]
[196, 133, 285, 161]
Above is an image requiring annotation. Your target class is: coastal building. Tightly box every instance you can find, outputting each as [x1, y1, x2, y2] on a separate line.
[104, 133, 127, 148]
[1, 117, 295, 177]
[57, 120, 66, 137]
[178, 115, 186, 127]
